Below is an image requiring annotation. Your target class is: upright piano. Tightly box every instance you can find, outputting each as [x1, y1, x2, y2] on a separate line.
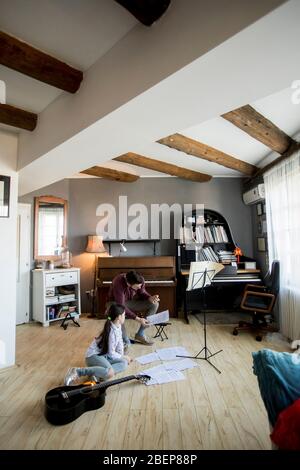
[96, 256, 177, 317]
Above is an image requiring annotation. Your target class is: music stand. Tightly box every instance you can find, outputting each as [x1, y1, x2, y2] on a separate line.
[177, 261, 224, 374]
[60, 312, 80, 330]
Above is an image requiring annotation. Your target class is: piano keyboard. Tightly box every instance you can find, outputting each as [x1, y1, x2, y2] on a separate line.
[101, 280, 174, 285]
[212, 276, 261, 283]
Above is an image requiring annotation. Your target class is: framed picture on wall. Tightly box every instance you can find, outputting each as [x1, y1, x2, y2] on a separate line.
[262, 220, 267, 234]
[0, 175, 10, 218]
[257, 237, 266, 252]
[258, 221, 262, 234]
[256, 203, 262, 216]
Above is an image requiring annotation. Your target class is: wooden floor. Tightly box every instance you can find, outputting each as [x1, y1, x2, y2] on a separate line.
[0, 315, 285, 450]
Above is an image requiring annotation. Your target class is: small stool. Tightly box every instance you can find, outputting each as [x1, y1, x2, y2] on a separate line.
[60, 312, 80, 330]
[153, 322, 171, 341]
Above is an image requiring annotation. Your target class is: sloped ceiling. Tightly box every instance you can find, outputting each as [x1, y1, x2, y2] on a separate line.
[1, 0, 299, 192]
[0, 0, 137, 114]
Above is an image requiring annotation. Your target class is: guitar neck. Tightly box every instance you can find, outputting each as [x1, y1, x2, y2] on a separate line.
[104, 375, 138, 390]
[65, 375, 138, 399]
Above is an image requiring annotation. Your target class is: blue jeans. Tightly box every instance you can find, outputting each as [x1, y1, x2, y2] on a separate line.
[126, 299, 159, 337]
[77, 354, 128, 380]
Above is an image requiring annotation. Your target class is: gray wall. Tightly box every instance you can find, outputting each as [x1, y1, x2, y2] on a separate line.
[251, 202, 268, 277]
[20, 177, 254, 313]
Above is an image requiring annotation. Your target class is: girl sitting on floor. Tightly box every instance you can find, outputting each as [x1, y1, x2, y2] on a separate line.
[64, 303, 132, 385]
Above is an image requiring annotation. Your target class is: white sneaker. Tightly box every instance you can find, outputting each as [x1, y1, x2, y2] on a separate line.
[64, 367, 80, 386]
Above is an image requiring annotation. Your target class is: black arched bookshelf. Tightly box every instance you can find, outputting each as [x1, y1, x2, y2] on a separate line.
[177, 208, 236, 270]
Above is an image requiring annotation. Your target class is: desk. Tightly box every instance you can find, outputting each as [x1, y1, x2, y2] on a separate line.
[180, 269, 261, 324]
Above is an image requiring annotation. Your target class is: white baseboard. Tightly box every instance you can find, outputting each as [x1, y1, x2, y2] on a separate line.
[0, 364, 18, 375]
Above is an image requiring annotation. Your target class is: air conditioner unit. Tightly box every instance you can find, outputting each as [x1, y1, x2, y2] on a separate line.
[243, 183, 265, 205]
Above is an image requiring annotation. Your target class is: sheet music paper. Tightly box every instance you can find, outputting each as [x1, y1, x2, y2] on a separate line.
[164, 358, 198, 372]
[187, 261, 224, 291]
[147, 309, 169, 325]
[156, 346, 189, 361]
[141, 364, 185, 385]
[136, 347, 190, 365]
[136, 352, 160, 365]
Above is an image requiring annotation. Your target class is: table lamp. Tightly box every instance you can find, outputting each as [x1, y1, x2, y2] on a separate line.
[85, 235, 108, 317]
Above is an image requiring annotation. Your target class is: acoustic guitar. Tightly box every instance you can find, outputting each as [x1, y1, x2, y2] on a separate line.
[45, 374, 150, 425]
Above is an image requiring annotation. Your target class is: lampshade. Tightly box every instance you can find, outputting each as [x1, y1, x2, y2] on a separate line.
[85, 235, 107, 253]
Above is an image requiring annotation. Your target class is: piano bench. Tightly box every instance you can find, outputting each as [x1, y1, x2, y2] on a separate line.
[153, 322, 171, 342]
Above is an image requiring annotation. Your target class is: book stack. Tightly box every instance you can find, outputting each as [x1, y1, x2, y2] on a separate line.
[217, 250, 237, 264]
[57, 305, 77, 318]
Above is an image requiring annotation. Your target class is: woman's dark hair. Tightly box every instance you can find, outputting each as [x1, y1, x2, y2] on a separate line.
[126, 270, 143, 285]
[96, 303, 125, 354]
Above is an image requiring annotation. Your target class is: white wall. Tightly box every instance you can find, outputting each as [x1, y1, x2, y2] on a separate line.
[0, 130, 18, 369]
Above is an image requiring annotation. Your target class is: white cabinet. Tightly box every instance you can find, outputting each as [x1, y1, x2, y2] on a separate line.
[33, 268, 81, 327]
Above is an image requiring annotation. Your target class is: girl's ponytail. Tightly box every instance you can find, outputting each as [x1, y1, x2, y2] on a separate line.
[96, 303, 125, 354]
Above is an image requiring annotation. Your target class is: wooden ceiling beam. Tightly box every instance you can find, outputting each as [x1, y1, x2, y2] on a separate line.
[81, 166, 139, 182]
[158, 133, 257, 176]
[222, 104, 294, 154]
[253, 141, 300, 179]
[115, 152, 212, 182]
[0, 103, 37, 131]
[115, 0, 171, 26]
[0, 31, 83, 93]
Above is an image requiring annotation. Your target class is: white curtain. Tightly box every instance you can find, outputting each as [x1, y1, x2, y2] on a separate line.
[264, 149, 300, 340]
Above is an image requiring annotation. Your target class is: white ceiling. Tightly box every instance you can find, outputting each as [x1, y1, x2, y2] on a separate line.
[1, 0, 299, 187]
[76, 86, 300, 178]
[0, 0, 137, 113]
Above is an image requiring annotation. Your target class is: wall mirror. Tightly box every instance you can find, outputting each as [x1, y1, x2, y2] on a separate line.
[34, 196, 68, 260]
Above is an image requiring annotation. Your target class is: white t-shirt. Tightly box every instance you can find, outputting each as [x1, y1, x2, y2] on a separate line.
[85, 323, 124, 360]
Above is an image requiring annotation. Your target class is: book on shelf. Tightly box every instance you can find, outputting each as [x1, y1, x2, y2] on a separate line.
[45, 296, 59, 305]
[198, 246, 219, 263]
[57, 305, 77, 318]
[195, 225, 204, 244]
[204, 225, 229, 243]
[58, 294, 76, 301]
[179, 226, 195, 244]
[46, 306, 56, 320]
[45, 287, 55, 297]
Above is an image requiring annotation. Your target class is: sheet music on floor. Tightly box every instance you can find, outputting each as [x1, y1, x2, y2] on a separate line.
[136, 346, 190, 365]
[136, 352, 160, 365]
[164, 358, 198, 372]
[156, 346, 188, 361]
[141, 364, 185, 386]
[147, 309, 169, 325]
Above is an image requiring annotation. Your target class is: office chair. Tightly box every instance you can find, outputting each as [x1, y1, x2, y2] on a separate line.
[233, 260, 280, 341]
